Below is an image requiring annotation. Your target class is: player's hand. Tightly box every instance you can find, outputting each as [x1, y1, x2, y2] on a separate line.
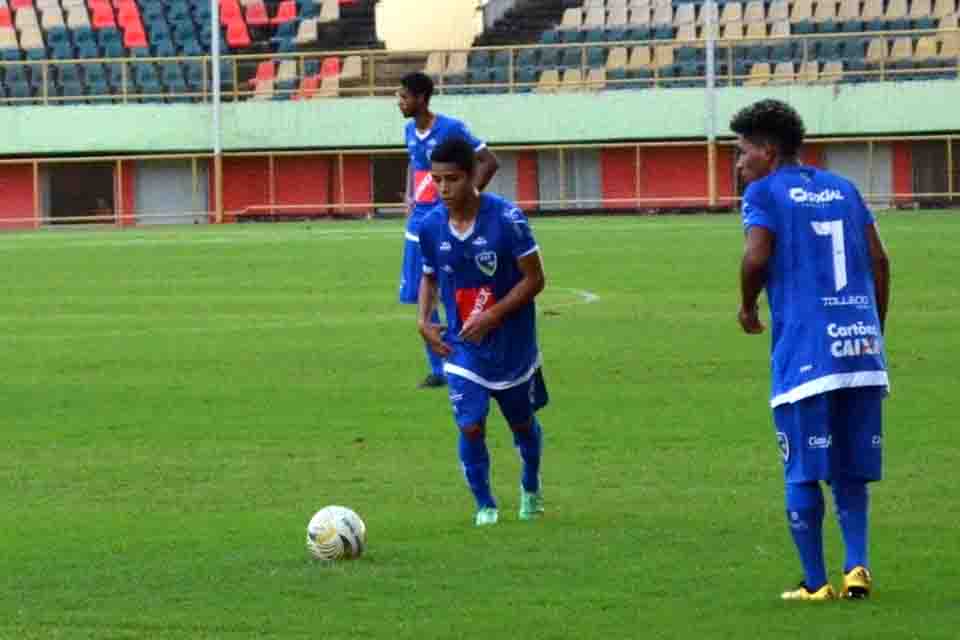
[419, 322, 452, 357]
[738, 305, 765, 334]
[459, 310, 500, 344]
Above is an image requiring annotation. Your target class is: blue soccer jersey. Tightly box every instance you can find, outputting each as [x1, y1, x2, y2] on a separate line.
[419, 193, 541, 388]
[742, 165, 889, 408]
[405, 114, 486, 215]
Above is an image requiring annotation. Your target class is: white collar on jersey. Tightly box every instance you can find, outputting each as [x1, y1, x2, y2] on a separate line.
[448, 220, 476, 242]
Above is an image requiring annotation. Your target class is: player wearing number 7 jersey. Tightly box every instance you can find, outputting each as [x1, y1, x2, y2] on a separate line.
[733, 100, 891, 602]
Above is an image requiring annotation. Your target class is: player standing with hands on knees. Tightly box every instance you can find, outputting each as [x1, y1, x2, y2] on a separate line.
[397, 72, 499, 389]
[417, 138, 548, 527]
[733, 100, 891, 601]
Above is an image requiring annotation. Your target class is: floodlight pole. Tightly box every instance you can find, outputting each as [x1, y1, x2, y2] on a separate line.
[705, 0, 718, 209]
[212, 0, 224, 223]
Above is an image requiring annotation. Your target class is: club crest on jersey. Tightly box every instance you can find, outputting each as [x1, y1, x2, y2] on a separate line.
[475, 251, 497, 276]
[776, 431, 789, 463]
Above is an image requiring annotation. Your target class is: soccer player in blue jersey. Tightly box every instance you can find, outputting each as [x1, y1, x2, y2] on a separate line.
[416, 138, 546, 527]
[397, 72, 500, 389]
[734, 99, 891, 601]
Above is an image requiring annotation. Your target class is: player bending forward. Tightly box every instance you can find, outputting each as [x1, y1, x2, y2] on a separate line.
[417, 137, 547, 527]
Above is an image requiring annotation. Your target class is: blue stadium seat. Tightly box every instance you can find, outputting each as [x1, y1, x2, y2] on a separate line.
[517, 49, 538, 68]
[516, 66, 537, 92]
[540, 30, 559, 45]
[605, 28, 628, 42]
[538, 48, 559, 69]
[560, 29, 583, 44]
[47, 28, 70, 48]
[492, 50, 511, 68]
[1, 48, 21, 62]
[8, 81, 33, 103]
[559, 47, 582, 69]
[586, 46, 605, 67]
[841, 19, 864, 33]
[490, 66, 508, 93]
[469, 50, 491, 69]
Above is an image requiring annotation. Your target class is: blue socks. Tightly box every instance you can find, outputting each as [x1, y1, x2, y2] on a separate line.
[785, 482, 828, 590]
[832, 480, 869, 572]
[512, 418, 543, 493]
[459, 429, 495, 510]
[424, 309, 444, 377]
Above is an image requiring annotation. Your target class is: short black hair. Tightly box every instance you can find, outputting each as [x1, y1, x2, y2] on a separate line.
[400, 72, 434, 102]
[730, 99, 806, 158]
[431, 138, 476, 175]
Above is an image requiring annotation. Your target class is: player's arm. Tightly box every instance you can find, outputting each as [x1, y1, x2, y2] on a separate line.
[417, 272, 451, 357]
[460, 251, 545, 343]
[474, 147, 499, 192]
[865, 223, 890, 334]
[739, 225, 774, 334]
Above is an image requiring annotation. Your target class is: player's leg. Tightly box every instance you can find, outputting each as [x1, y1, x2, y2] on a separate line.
[399, 223, 445, 388]
[448, 374, 497, 525]
[774, 395, 834, 600]
[494, 369, 549, 520]
[828, 386, 884, 599]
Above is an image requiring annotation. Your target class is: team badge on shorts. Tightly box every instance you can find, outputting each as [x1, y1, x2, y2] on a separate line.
[475, 251, 498, 276]
[776, 431, 790, 463]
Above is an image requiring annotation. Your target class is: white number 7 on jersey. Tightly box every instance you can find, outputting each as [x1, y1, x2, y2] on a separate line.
[811, 220, 848, 292]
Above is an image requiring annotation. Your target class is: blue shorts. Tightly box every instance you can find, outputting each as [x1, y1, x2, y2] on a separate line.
[399, 208, 432, 304]
[447, 368, 549, 429]
[773, 386, 884, 484]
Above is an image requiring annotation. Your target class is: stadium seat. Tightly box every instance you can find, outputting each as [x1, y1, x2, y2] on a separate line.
[934, 0, 957, 17]
[654, 44, 674, 68]
[797, 59, 820, 82]
[771, 61, 795, 84]
[424, 51, 445, 76]
[823, 59, 846, 81]
[536, 67, 560, 93]
[607, 46, 628, 71]
[516, 65, 537, 92]
[628, 44, 652, 71]
[252, 77, 274, 99]
[791, 0, 814, 22]
[225, 21, 250, 48]
[585, 66, 606, 90]
[723, 19, 744, 39]
[320, 56, 339, 77]
[341, 54, 361, 81]
[295, 17, 318, 44]
[745, 61, 771, 85]
[245, 1, 268, 28]
[272, 0, 296, 24]
[319, 0, 338, 23]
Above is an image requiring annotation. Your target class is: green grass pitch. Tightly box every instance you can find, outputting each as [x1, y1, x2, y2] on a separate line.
[1, 213, 958, 639]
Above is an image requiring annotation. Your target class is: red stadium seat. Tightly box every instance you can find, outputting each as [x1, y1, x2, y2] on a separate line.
[320, 56, 340, 77]
[225, 21, 250, 48]
[245, 1, 268, 27]
[10, 0, 33, 11]
[295, 75, 319, 100]
[248, 60, 275, 87]
[220, 0, 242, 23]
[117, 3, 140, 27]
[338, 0, 358, 5]
[123, 20, 147, 47]
[271, 0, 296, 24]
[91, 5, 116, 29]
[0, 7, 11, 28]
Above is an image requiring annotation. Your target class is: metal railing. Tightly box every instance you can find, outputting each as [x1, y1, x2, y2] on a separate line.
[0, 26, 956, 105]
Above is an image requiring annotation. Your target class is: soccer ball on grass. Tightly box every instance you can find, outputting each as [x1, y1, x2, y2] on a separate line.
[306, 506, 367, 561]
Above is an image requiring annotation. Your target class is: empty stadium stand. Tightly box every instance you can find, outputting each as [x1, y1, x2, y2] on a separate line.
[0, 0, 380, 102]
[0, 0, 957, 104]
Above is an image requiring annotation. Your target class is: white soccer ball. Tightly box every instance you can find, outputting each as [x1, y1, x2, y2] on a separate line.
[306, 506, 367, 561]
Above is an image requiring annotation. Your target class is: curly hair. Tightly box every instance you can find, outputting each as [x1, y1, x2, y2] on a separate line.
[730, 99, 806, 158]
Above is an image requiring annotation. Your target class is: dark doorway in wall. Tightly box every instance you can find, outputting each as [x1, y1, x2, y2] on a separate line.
[371, 154, 407, 216]
[49, 163, 114, 224]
